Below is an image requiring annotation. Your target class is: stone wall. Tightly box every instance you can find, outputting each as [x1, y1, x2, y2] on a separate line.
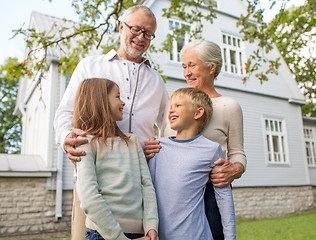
[232, 185, 316, 219]
[313, 186, 316, 208]
[0, 177, 72, 237]
[0, 177, 315, 237]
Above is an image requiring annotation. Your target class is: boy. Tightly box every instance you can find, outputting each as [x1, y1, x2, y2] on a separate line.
[148, 88, 236, 240]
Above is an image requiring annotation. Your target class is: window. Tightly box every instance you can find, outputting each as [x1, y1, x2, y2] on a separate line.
[264, 118, 288, 163]
[168, 19, 191, 63]
[222, 33, 244, 75]
[304, 128, 316, 166]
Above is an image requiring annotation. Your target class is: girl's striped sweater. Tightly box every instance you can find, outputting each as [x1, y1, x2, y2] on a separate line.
[76, 134, 158, 240]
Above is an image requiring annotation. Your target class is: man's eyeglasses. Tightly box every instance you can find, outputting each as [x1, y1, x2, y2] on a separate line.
[124, 22, 155, 40]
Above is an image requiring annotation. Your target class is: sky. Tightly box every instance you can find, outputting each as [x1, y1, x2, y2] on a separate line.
[0, 0, 78, 65]
[0, 0, 304, 65]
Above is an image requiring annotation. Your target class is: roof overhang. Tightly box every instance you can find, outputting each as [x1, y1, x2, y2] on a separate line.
[0, 154, 56, 177]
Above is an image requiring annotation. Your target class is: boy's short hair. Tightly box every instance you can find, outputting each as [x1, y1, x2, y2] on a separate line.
[170, 88, 213, 133]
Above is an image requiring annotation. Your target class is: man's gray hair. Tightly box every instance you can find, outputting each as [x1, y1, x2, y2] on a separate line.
[121, 5, 157, 30]
[180, 39, 223, 78]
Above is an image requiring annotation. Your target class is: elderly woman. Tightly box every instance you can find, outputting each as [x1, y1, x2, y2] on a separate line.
[144, 39, 246, 240]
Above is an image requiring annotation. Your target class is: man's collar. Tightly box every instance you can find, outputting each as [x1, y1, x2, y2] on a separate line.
[106, 49, 151, 67]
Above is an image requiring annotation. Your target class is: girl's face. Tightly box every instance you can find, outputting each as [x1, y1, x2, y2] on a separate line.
[108, 85, 125, 121]
[182, 50, 214, 91]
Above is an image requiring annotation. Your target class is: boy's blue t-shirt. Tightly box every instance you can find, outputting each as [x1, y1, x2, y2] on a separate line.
[148, 135, 236, 240]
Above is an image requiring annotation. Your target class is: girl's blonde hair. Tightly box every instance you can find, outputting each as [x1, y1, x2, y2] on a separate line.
[170, 87, 213, 133]
[73, 78, 129, 148]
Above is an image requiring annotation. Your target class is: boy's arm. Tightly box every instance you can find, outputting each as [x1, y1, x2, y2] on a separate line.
[76, 138, 129, 240]
[212, 146, 236, 240]
[213, 185, 236, 240]
[135, 136, 159, 236]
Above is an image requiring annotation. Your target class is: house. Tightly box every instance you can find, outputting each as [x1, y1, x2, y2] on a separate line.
[1, 0, 315, 236]
[146, 0, 316, 218]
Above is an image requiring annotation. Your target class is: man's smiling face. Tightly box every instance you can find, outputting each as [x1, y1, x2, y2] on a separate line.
[119, 9, 156, 62]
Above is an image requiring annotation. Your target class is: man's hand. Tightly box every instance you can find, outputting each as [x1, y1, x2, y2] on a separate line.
[146, 229, 158, 240]
[210, 159, 244, 187]
[64, 128, 88, 165]
[143, 137, 161, 160]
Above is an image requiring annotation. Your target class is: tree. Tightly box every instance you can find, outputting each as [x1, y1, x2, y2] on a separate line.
[269, 1, 316, 116]
[0, 58, 24, 153]
[10, 0, 279, 76]
[11, 0, 314, 112]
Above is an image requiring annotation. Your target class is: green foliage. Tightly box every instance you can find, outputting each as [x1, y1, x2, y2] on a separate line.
[12, 0, 301, 83]
[236, 0, 285, 83]
[269, 0, 316, 116]
[302, 103, 316, 117]
[9, 0, 315, 115]
[0, 58, 23, 153]
[160, 0, 216, 52]
[12, 0, 142, 78]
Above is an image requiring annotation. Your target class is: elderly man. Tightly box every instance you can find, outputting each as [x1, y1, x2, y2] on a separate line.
[54, 5, 168, 240]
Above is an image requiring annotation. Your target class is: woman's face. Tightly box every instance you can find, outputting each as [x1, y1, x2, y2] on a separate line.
[182, 50, 213, 91]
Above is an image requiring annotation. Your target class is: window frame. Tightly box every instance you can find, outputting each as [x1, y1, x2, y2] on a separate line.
[262, 116, 290, 165]
[222, 32, 245, 76]
[168, 19, 191, 63]
[303, 127, 316, 167]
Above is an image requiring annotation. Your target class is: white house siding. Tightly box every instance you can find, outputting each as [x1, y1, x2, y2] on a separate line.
[50, 66, 75, 190]
[221, 88, 308, 187]
[62, 154, 75, 190]
[51, 63, 63, 174]
[309, 168, 316, 185]
[23, 70, 51, 163]
[216, 0, 248, 16]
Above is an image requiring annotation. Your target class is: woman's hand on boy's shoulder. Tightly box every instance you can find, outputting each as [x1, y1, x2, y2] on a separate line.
[143, 137, 161, 161]
[211, 159, 244, 187]
[64, 128, 88, 165]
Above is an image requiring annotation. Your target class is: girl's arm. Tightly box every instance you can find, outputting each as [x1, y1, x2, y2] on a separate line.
[76, 137, 129, 240]
[135, 136, 159, 237]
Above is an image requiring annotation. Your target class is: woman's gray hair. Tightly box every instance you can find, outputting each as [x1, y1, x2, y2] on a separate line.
[121, 5, 157, 30]
[180, 39, 223, 78]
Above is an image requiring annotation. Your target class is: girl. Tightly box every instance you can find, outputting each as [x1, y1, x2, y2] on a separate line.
[73, 78, 158, 240]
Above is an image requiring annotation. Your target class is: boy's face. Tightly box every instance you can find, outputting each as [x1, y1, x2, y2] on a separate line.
[168, 94, 198, 132]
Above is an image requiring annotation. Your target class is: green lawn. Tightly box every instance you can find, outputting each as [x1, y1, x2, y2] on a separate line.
[236, 211, 316, 240]
[40, 211, 316, 240]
